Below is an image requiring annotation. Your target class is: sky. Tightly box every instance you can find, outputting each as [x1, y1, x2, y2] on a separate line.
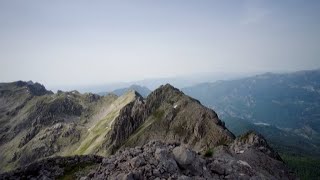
[0, 0, 320, 88]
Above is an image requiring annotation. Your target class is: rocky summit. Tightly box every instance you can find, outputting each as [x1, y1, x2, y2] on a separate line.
[0, 81, 297, 179]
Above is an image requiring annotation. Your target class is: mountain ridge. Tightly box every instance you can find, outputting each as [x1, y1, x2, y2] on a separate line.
[0, 81, 296, 179]
[0, 81, 134, 171]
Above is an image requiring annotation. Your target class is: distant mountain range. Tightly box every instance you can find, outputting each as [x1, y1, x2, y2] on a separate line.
[98, 85, 151, 98]
[49, 71, 258, 93]
[182, 69, 320, 157]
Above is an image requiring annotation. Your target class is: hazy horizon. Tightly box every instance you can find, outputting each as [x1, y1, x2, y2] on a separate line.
[1, 0, 320, 88]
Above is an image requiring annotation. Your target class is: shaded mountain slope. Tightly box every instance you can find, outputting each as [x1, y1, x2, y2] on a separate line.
[73, 90, 140, 155]
[0, 81, 138, 172]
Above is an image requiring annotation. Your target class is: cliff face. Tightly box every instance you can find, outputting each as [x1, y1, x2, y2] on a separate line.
[106, 94, 147, 154]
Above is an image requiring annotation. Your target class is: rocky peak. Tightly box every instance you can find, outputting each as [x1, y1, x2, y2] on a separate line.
[146, 84, 186, 111]
[14, 80, 29, 87]
[147, 84, 181, 99]
[85, 93, 101, 102]
[126, 89, 144, 101]
[157, 83, 180, 92]
[230, 131, 283, 161]
[105, 84, 235, 155]
[15, 81, 53, 96]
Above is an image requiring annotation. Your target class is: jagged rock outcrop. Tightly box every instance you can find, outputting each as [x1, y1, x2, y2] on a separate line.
[230, 131, 283, 161]
[107, 93, 147, 153]
[94, 138, 296, 179]
[0, 140, 296, 179]
[0, 155, 103, 180]
[15, 81, 53, 96]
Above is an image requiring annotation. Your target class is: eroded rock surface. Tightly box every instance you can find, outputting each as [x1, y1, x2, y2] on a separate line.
[0, 136, 297, 180]
[90, 139, 296, 180]
[0, 155, 102, 180]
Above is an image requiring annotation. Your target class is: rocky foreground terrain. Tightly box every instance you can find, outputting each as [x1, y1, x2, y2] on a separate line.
[0, 81, 297, 179]
[0, 132, 296, 179]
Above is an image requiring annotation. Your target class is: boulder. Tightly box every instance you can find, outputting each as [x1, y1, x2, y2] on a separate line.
[172, 146, 196, 166]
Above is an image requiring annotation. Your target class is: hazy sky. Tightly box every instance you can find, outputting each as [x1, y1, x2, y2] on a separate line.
[1, 0, 320, 87]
